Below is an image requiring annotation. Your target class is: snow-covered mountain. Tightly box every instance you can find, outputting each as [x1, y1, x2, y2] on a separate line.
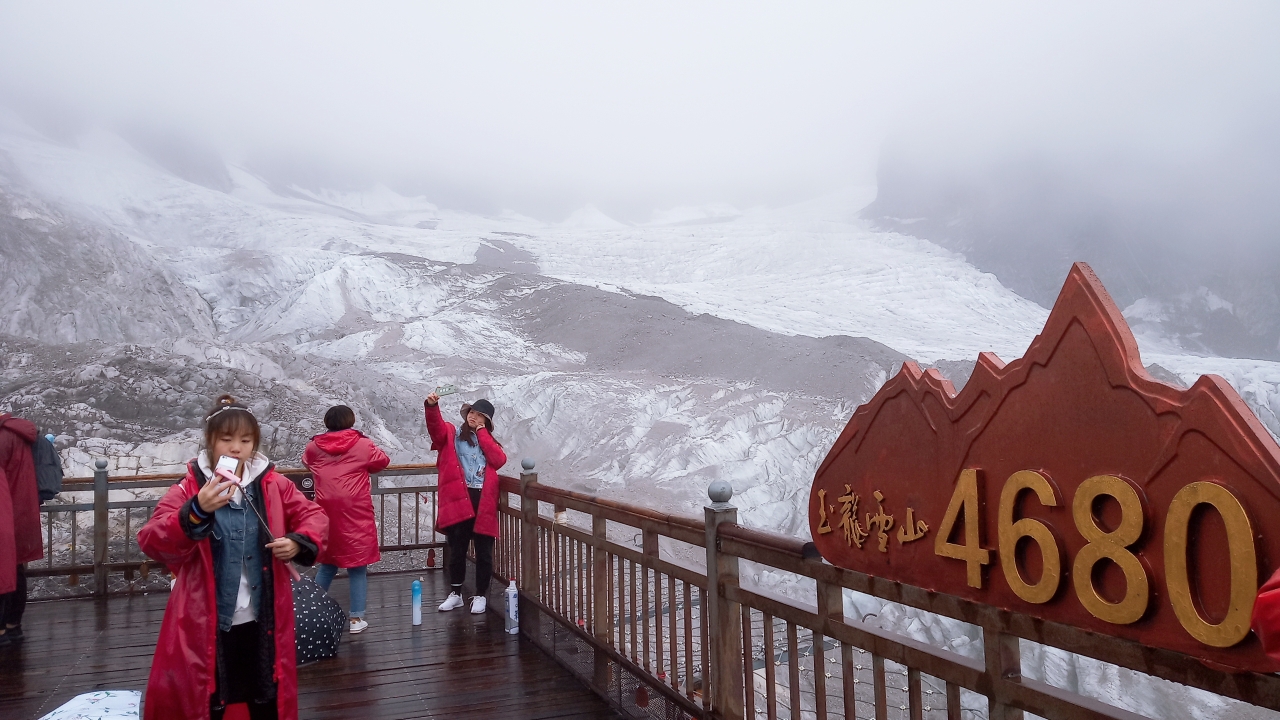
[2, 117, 1278, 719]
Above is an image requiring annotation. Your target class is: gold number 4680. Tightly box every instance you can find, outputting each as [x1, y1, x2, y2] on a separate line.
[934, 470, 1257, 648]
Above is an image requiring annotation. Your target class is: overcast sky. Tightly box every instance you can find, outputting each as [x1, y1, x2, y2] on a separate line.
[0, 2, 1276, 220]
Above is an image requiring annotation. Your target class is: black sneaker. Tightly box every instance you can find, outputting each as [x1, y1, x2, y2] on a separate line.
[4, 626, 21, 643]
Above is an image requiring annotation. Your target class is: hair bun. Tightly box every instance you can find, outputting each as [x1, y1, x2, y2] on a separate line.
[216, 394, 238, 406]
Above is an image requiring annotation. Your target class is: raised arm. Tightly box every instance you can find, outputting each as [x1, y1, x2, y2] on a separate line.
[424, 401, 452, 451]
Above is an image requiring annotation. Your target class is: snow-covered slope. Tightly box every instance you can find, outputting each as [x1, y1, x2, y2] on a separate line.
[0, 172, 214, 343]
[517, 215, 1051, 364]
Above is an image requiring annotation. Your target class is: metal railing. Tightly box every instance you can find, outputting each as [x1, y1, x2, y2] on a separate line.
[496, 462, 1280, 720]
[33, 460, 442, 596]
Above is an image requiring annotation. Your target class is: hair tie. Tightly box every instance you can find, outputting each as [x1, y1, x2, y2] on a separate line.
[205, 404, 253, 423]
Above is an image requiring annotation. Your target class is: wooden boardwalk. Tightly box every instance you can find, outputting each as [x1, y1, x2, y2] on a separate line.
[0, 572, 621, 719]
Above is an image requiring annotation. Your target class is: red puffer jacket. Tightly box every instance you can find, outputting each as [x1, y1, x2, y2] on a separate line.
[0, 415, 41, 595]
[137, 462, 328, 720]
[303, 429, 390, 567]
[425, 402, 506, 537]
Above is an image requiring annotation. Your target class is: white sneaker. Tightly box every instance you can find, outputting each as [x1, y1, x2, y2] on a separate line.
[470, 596, 487, 614]
[438, 592, 464, 612]
[349, 618, 368, 634]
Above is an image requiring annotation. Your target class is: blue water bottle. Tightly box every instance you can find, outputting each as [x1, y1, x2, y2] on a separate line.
[411, 577, 422, 626]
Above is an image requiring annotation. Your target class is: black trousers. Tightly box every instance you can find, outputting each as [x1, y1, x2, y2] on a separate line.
[445, 488, 495, 598]
[0, 563, 26, 628]
[210, 621, 278, 720]
[211, 698, 277, 720]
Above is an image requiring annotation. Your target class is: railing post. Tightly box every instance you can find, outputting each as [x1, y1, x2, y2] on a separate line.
[985, 629, 1024, 720]
[817, 579, 844, 720]
[93, 459, 109, 598]
[519, 459, 541, 635]
[705, 480, 743, 720]
[592, 515, 611, 689]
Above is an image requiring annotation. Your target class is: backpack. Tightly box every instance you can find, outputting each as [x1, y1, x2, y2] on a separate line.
[32, 433, 63, 503]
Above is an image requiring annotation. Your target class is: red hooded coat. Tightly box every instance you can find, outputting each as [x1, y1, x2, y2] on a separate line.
[303, 429, 390, 567]
[0, 414, 41, 595]
[137, 462, 328, 720]
[1253, 567, 1280, 664]
[425, 402, 506, 537]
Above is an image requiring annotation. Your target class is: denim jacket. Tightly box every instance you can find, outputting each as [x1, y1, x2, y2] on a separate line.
[210, 477, 265, 630]
[183, 452, 270, 631]
[455, 434, 487, 489]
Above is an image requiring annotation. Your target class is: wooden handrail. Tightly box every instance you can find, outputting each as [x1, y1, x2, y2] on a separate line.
[500, 474, 706, 546]
[36, 462, 444, 594]
[59, 462, 439, 486]
[495, 470, 1280, 719]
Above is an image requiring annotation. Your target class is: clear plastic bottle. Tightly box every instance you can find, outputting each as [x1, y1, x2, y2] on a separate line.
[505, 579, 519, 634]
[411, 577, 422, 626]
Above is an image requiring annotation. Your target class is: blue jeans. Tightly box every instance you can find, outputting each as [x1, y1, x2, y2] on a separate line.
[315, 564, 368, 619]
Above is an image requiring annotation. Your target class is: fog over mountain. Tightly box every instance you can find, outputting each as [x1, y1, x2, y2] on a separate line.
[866, 117, 1280, 360]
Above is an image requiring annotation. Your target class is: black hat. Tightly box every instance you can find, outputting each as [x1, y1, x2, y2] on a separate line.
[461, 399, 495, 423]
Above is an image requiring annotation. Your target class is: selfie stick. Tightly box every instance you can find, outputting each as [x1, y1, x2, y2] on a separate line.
[215, 468, 302, 581]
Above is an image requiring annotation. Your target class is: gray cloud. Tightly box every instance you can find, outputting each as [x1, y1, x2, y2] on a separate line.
[0, 2, 1276, 223]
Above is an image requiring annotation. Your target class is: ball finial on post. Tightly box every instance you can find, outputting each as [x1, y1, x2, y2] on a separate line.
[521, 458, 536, 471]
[708, 479, 733, 505]
[95, 459, 108, 471]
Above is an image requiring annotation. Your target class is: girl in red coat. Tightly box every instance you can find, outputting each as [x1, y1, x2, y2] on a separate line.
[138, 395, 328, 720]
[303, 405, 390, 634]
[425, 393, 506, 614]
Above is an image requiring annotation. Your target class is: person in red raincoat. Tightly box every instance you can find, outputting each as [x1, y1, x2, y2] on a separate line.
[302, 404, 390, 634]
[138, 395, 327, 720]
[1253, 567, 1280, 664]
[425, 393, 506, 615]
[0, 413, 40, 646]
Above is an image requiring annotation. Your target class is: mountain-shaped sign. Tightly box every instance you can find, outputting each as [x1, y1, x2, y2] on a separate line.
[810, 262, 1280, 672]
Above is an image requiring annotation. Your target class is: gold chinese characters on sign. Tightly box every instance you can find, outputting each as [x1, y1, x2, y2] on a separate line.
[816, 487, 928, 553]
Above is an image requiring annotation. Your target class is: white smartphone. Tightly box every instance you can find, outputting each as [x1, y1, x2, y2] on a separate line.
[434, 384, 459, 397]
[214, 455, 243, 490]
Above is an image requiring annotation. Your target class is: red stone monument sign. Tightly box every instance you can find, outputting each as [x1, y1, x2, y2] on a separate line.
[810, 262, 1280, 673]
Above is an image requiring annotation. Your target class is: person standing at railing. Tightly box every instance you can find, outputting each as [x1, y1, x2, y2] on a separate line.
[138, 395, 328, 720]
[425, 393, 506, 615]
[0, 413, 40, 648]
[302, 405, 390, 635]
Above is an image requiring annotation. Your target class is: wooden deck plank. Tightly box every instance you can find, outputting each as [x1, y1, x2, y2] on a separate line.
[0, 572, 620, 719]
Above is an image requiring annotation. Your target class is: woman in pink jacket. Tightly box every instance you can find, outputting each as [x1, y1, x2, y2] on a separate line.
[425, 393, 506, 615]
[302, 405, 390, 634]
